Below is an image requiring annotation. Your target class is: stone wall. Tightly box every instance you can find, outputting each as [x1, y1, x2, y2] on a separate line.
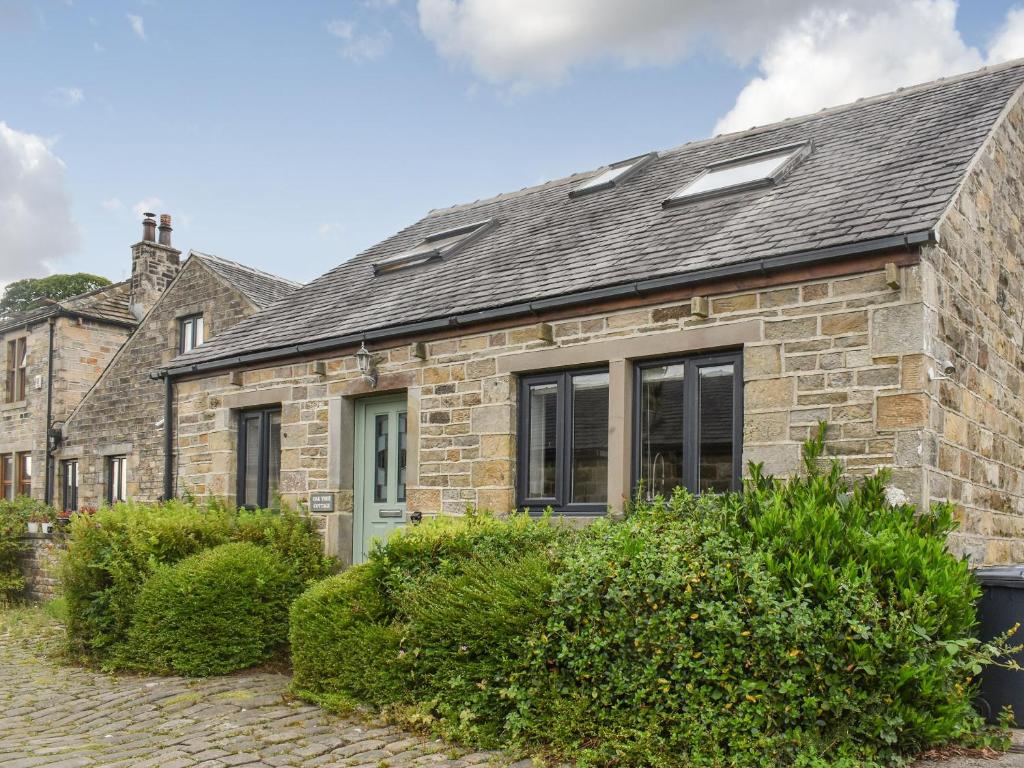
[17, 532, 62, 602]
[59, 257, 263, 508]
[173, 253, 934, 559]
[922, 91, 1024, 564]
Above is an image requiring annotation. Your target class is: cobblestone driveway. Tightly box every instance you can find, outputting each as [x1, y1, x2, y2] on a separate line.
[0, 619, 517, 768]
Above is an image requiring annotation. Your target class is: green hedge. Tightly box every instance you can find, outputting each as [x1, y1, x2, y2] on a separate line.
[0, 498, 47, 605]
[289, 430, 1011, 766]
[289, 510, 565, 719]
[123, 542, 297, 676]
[62, 500, 334, 667]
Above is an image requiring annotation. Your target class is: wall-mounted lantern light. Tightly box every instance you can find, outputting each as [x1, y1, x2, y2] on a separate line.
[356, 342, 378, 388]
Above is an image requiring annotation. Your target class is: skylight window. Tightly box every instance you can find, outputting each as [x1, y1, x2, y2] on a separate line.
[373, 218, 496, 275]
[569, 152, 656, 198]
[664, 141, 812, 207]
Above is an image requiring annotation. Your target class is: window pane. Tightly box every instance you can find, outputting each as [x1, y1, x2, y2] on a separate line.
[267, 412, 281, 506]
[182, 319, 194, 352]
[63, 461, 78, 512]
[397, 411, 407, 503]
[639, 364, 686, 499]
[1, 455, 11, 500]
[195, 316, 205, 348]
[698, 364, 735, 493]
[570, 372, 609, 504]
[374, 414, 388, 503]
[527, 383, 558, 499]
[243, 417, 260, 506]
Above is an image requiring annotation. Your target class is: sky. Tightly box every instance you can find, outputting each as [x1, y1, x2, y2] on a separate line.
[2, 0, 1024, 290]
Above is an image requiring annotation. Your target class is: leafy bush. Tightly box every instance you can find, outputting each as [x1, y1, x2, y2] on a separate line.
[290, 431, 1008, 767]
[512, 429, 1004, 767]
[122, 542, 296, 676]
[0, 498, 37, 605]
[62, 499, 334, 664]
[289, 511, 564, 720]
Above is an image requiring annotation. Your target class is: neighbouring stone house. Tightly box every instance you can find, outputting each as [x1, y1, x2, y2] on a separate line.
[162, 61, 1024, 567]
[54, 240, 299, 510]
[0, 268, 137, 507]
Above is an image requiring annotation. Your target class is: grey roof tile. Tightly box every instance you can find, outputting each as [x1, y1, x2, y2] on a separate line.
[191, 252, 301, 308]
[171, 61, 1024, 370]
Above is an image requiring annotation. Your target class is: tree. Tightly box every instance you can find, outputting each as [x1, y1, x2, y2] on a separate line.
[0, 273, 112, 318]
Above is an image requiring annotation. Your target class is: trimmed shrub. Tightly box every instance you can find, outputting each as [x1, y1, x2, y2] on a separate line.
[289, 511, 564, 719]
[62, 500, 334, 664]
[0, 498, 41, 605]
[290, 564, 408, 710]
[122, 542, 295, 676]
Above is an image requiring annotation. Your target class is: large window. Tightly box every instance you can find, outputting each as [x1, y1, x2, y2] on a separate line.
[635, 351, 743, 498]
[237, 407, 282, 509]
[107, 455, 127, 504]
[0, 455, 12, 501]
[62, 460, 79, 513]
[517, 369, 609, 514]
[16, 452, 31, 498]
[179, 314, 205, 353]
[5, 337, 26, 403]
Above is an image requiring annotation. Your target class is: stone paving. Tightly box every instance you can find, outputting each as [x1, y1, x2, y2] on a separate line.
[0, 620, 520, 768]
[3, 615, 1024, 768]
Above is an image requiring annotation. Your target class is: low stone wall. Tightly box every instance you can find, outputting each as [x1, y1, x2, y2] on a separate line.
[17, 531, 63, 603]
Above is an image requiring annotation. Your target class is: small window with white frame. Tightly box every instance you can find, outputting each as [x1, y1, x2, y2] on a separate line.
[180, 314, 205, 353]
[107, 455, 127, 505]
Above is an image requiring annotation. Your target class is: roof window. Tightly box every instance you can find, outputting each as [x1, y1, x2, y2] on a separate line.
[569, 152, 656, 198]
[373, 218, 496, 275]
[664, 141, 812, 206]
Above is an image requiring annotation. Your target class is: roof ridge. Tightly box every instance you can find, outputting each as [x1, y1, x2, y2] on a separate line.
[60, 278, 129, 306]
[190, 250, 302, 287]
[428, 58, 1024, 217]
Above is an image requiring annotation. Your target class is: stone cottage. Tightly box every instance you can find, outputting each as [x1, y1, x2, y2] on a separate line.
[55, 233, 299, 511]
[163, 61, 1024, 566]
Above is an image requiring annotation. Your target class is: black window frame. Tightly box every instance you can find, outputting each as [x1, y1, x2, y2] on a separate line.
[106, 455, 127, 505]
[62, 459, 79, 513]
[236, 406, 282, 510]
[516, 366, 610, 516]
[632, 349, 744, 498]
[179, 314, 204, 354]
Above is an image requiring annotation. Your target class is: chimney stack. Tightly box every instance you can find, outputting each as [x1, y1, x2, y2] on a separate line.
[158, 214, 173, 247]
[142, 212, 157, 242]
[130, 211, 181, 320]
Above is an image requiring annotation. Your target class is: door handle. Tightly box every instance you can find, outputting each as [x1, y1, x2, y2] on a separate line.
[379, 509, 403, 519]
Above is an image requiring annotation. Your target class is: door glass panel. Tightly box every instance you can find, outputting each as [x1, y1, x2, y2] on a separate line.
[527, 383, 558, 498]
[639, 364, 686, 499]
[698, 363, 735, 493]
[268, 412, 282, 506]
[570, 372, 609, 504]
[243, 416, 260, 506]
[374, 414, 389, 503]
[397, 412, 407, 503]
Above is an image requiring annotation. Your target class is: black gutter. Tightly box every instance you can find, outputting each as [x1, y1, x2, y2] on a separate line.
[164, 228, 935, 379]
[44, 318, 55, 506]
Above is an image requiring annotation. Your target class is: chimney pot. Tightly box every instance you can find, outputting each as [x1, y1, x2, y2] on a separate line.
[158, 213, 173, 247]
[142, 212, 157, 242]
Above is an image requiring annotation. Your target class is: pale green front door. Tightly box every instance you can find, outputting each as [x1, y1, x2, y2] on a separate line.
[354, 395, 408, 564]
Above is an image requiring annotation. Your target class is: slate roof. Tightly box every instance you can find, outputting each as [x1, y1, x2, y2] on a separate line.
[169, 60, 1024, 373]
[192, 252, 301, 308]
[0, 281, 135, 335]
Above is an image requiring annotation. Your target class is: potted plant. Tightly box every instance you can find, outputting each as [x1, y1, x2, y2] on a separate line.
[27, 514, 40, 534]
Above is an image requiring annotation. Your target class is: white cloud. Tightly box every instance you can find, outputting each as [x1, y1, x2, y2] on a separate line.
[0, 123, 79, 283]
[327, 18, 392, 61]
[127, 13, 145, 41]
[48, 86, 85, 107]
[989, 6, 1024, 64]
[417, 0, 894, 90]
[715, 0, 984, 134]
[132, 197, 162, 218]
[318, 221, 344, 237]
[101, 197, 123, 212]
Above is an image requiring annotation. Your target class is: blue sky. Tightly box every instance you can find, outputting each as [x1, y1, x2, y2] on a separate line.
[1, 0, 1023, 288]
